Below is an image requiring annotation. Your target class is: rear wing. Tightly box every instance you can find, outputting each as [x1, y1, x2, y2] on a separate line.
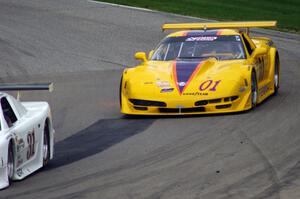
[0, 83, 53, 92]
[162, 21, 277, 34]
[0, 83, 54, 100]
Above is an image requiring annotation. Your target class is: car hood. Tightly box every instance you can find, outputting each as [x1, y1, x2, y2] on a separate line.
[125, 58, 249, 99]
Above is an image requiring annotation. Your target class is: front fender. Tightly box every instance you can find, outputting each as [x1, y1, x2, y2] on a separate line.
[0, 132, 12, 189]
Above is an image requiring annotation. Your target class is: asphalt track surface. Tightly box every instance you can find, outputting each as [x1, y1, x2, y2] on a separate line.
[1, 1, 300, 198]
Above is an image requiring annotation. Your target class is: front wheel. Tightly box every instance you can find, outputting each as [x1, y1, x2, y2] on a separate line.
[251, 71, 258, 108]
[119, 76, 123, 109]
[43, 122, 50, 166]
[7, 142, 14, 185]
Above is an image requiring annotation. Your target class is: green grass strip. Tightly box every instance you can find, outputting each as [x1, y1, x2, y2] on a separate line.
[97, 0, 300, 33]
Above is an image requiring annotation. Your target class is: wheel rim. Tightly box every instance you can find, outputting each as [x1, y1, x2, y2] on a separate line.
[274, 62, 279, 88]
[251, 73, 257, 106]
[43, 132, 48, 161]
[7, 148, 14, 179]
[274, 73, 279, 88]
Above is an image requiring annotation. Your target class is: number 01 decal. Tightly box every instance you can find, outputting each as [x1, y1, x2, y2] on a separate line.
[199, 80, 221, 91]
[27, 131, 35, 160]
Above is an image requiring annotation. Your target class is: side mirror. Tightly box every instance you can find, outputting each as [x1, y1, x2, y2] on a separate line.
[148, 50, 154, 60]
[251, 47, 267, 58]
[134, 52, 147, 63]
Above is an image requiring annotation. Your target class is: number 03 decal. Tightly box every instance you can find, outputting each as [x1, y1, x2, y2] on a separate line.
[27, 131, 35, 160]
[199, 80, 221, 91]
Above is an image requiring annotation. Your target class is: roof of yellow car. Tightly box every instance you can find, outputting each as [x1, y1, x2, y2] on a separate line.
[167, 29, 240, 38]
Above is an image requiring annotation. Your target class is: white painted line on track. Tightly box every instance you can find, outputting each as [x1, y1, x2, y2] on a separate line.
[87, 0, 214, 21]
[87, 0, 154, 12]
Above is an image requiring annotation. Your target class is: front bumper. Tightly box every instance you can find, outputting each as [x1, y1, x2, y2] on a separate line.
[121, 92, 252, 115]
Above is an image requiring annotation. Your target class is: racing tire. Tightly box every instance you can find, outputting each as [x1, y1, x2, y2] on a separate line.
[274, 55, 280, 95]
[251, 71, 258, 108]
[43, 122, 50, 166]
[119, 76, 123, 109]
[7, 142, 14, 185]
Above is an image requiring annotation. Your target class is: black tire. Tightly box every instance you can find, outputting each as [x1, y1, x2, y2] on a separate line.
[251, 71, 258, 108]
[43, 122, 50, 166]
[7, 142, 14, 185]
[274, 55, 280, 95]
[119, 76, 123, 109]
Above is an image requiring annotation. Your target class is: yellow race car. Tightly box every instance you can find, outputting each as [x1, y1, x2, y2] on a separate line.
[120, 21, 280, 115]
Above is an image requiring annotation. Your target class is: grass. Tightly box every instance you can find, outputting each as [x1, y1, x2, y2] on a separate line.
[97, 0, 300, 33]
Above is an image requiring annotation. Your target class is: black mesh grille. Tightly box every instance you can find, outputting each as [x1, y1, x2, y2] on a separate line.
[208, 98, 222, 103]
[195, 98, 222, 106]
[129, 99, 167, 107]
[224, 96, 239, 102]
[194, 100, 208, 106]
[134, 106, 148, 111]
[216, 104, 232, 109]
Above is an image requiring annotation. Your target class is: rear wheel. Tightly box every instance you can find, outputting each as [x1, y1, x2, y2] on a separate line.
[251, 71, 258, 108]
[274, 55, 280, 95]
[7, 142, 14, 184]
[43, 122, 50, 166]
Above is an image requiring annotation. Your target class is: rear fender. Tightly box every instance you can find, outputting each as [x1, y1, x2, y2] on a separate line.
[268, 47, 279, 88]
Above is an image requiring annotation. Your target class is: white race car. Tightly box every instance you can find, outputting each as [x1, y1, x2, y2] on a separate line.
[0, 83, 55, 189]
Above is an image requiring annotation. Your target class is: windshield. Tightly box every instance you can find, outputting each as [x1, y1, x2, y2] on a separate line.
[151, 35, 245, 61]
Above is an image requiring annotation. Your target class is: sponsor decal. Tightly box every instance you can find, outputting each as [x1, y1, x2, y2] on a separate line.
[173, 61, 203, 95]
[177, 82, 186, 87]
[156, 81, 171, 88]
[183, 92, 208, 96]
[186, 36, 217, 42]
[186, 30, 220, 36]
[17, 155, 23, 167]
[144, 82, 153, 85]
[160, 88, 174, 93]
[16, 137, 25, 152]
[259, 85, 269, 96]
[16, 168, 23, 177]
